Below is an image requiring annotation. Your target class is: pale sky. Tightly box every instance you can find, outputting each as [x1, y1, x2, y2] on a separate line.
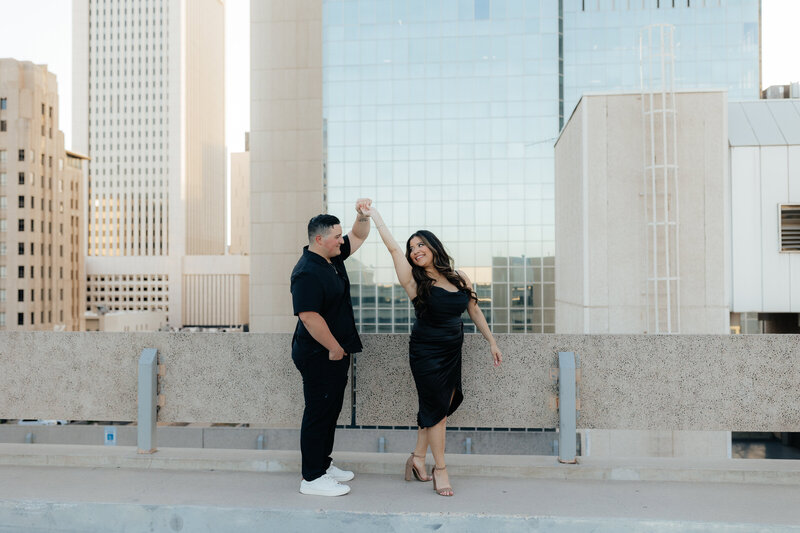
[0, 0, 797, 155]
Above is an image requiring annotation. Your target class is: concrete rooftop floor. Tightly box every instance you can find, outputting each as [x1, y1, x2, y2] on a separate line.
[1, 444, 799, 532]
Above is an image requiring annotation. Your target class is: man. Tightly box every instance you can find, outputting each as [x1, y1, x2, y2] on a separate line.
[290, 200, 371, 496]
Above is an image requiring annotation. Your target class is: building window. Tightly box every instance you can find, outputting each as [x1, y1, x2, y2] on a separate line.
[18, 242, 24, 255]
[0, 172, 5, 185]
[0, 98, 6, 110]
[0, 120, 6, 132]
[0, 313, 5, 327]
[0, 290, 4, 302]
[17, 219, 23, 231]
[0, 243, 5, 256]
[0, 266, 5, 278]
[18, 172, 24, 185]
[0, 197, 5, 209]
[18, 313, 23, 326]
[18, 150, 24, 162]
[18, 196, 23, 208]
[0, 150, 6, 162]
[475, 0, 490, 19]
[0, 219, 5, 232]
[780, 205, 800, 252]
[17, 266, 23, 278]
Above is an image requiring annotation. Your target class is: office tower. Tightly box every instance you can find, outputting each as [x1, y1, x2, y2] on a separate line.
[0, 59, 86, 331]
[73, 0, 247, 328]
[250, 0, 760, 334]
[563, 1, 760, 128]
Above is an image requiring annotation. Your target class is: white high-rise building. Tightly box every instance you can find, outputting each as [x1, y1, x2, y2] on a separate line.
[73, 0, 246, 328]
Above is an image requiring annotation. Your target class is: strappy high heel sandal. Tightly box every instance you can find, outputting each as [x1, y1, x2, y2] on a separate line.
[404, 453, 431, 482]
[431, 465, 453, 496]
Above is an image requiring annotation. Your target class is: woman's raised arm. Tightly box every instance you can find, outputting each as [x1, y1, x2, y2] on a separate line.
[364, 206, 415, 298]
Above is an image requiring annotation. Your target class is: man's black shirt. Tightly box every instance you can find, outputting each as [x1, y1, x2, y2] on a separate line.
[290, 235, 362, 357]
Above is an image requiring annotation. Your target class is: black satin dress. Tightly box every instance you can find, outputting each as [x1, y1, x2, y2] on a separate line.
[409, 286, 470, 428]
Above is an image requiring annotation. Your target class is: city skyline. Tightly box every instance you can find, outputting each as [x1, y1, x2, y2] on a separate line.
[1, 0, 799, 334]
[0, 0, 250, 203]
[1, 0, 799, 157]
[319, 0, 760, 334]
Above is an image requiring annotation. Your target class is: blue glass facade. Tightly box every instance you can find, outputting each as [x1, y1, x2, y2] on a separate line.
[321, 0, 759, 334]
[563, 0, 760, 123]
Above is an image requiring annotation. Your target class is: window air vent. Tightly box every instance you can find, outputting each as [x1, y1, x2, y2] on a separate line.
[780, 204, 800, 252]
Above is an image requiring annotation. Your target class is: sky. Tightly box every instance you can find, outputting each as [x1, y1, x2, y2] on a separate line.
[0, 0, 798, 157]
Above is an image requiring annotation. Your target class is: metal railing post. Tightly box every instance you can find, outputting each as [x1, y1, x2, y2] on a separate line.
[137, 348, 158, 454]
[558, 351, 577, 464]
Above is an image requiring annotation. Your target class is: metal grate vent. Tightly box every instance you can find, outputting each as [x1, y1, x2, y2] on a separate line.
[781, 204, 800, 252]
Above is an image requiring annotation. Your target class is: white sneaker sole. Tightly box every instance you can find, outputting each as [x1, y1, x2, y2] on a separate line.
[328, 472, 355, 482]
[299, 485, 351, 497]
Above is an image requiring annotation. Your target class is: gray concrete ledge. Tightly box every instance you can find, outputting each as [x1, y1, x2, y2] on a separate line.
[1, 443, 799, 486]
[2, 501, 798, 533]
[1, 461, 799, 533]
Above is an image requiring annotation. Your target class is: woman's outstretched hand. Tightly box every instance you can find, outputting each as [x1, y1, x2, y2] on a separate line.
[363, 205, 380, 220]
[491, 344, 503, 367]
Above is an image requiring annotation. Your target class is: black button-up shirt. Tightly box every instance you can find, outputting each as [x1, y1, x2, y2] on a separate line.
[290, 235, 362, 357]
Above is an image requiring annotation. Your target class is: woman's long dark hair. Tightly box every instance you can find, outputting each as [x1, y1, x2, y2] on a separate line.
[405, 230, 477, 314]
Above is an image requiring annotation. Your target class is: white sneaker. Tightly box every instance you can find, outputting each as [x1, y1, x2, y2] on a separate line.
[326, 463, 355, 482]
[299, 474, 350, 496]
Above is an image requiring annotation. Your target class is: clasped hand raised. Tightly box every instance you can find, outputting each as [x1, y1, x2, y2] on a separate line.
[355, 198, 372, 216]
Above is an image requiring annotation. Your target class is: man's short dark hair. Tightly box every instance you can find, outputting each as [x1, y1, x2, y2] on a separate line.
[308, 214, 340, 243]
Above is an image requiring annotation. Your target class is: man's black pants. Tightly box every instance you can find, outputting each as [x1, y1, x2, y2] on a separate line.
[293, 352, 350, 482]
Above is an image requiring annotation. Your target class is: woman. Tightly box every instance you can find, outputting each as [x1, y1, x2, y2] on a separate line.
[363, 205, 502, 497]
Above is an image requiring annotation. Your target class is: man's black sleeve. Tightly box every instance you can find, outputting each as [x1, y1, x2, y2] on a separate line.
[291, 271, 324, 316]
[339, 234, 352, 262]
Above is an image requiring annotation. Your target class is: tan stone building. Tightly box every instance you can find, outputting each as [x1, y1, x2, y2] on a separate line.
[0, 58, 86, 331]
[554, 91, 730, 335]
[250, 2, 325, 333]
[229, 133, 250, 256]
[85, 309, 167, 332]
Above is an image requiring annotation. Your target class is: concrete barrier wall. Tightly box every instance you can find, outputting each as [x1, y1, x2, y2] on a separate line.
[0, 333, 798, 431]
[0, 332, 343, 426]
[356, 335, 558, 428]
[0, 332, 139, 421]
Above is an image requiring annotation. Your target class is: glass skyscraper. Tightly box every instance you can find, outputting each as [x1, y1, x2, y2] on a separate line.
[321, 0, 759, 334]
[563, 0, 759, 123]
